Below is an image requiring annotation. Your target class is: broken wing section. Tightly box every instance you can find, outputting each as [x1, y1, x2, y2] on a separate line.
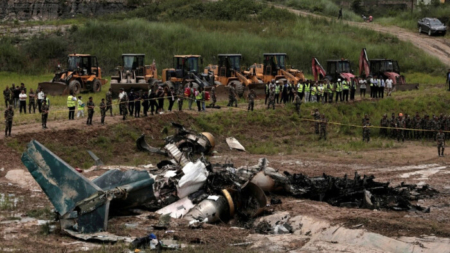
[92, 169, 156, 212]
[21, 140, 102, 216]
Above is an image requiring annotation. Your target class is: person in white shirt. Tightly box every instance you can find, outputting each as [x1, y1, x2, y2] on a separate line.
[386, 78, 393, 96]
[359, 78, 367, 98]
[77, 96, 85, 118]
[37, 88, 45, 113]
[19, 90, 27, 114]
[380, 79, 385, 98]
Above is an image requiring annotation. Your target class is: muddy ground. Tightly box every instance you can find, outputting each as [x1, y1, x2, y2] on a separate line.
[1, 111, 450, 252]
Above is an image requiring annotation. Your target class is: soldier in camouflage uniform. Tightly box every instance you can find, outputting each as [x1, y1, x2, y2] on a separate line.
[100, 98, 106, 125]
[41, 100, 49, 129]
[362, 114, 370, 138]
[363, 119, 371, 142]
[433, 115, 441, 141]
[28, 88, 36, 113]
[319, 114, 328, 140]
[227, 83, 238, 107]
[413, 112, 422, 139]
[380, 114, 388, 137]
[437, 129, 445, 157]
[106, 88, 113, 116]
[86, 97, 95, 125]
[404, 114, 410, 139]
[312, 109, 320, 134]
[389, 113, 397, 139]
[267, 86, 276, 110]
[210, 84, 217, 108]
[293, 91, 302, 116]
[247, 88, 256, 111]
[422, 114, 429, 139]
[4, 105, 14, 137]
[396, 113, 406, 142]
[3, 86, 11, 108]
[429, 115, 436, 140]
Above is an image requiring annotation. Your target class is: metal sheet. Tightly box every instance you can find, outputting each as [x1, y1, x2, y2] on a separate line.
[156, 197, 195, 219]
[165, 143, 190, 167]
[226, 137, 246, 152]
[177, 160, 208, 198]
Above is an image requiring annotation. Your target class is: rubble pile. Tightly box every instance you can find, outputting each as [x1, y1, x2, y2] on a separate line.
[20, 123, 438, 240]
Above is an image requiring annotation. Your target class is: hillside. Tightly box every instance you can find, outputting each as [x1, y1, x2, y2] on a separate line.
[0, 0, 445, 76]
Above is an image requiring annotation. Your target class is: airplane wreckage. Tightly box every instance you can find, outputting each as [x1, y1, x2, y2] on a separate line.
[21, 123, 438, 235]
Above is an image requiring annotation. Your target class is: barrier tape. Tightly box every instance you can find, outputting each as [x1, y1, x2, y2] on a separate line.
[1, 97, 448, 135]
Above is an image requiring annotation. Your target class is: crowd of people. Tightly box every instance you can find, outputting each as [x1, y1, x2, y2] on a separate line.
[262, 76, 393, 107]
[377, 112, 450, 142]
[3, 83, 49, 114]
[2, 79, 446, 157]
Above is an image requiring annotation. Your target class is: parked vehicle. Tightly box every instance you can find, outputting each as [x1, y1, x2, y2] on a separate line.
[418, 18, 446, 36]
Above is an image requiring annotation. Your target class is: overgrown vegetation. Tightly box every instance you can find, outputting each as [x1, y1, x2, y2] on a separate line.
[267, 0, 360, 21]
[0, 0, 445, 76]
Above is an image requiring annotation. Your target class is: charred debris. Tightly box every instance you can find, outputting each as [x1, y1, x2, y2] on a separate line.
[21, 123, 437, 235]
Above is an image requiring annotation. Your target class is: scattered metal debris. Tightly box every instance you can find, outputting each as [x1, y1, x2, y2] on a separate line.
[226, 137, 246, 151]
[21, 135, 438, 239]
[137, 123, 216, 160]
[87, 150, 104, 166]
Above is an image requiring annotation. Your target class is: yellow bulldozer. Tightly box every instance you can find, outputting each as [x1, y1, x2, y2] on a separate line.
[244, 53, 305, 86]
[38, 54, 108, 96]
[110, 54, 159, 98]
[203, 54, 252, 98]
[162, 55, 210, 91]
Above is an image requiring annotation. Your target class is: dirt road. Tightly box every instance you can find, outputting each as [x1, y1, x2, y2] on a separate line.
[275, 5, 450, 66]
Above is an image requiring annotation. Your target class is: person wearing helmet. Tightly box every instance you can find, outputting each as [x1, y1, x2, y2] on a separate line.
[437, 129, 445, 157]
[380, 113, 388, 137]
[396, 113, 405, 142]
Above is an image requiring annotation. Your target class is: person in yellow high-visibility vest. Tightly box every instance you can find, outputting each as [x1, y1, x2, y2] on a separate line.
[275, 81, 281, 104]
[335, 79, 342, 103]
[297, 82, 304, 101]
[67, 91, 77, 120]
[195, 87, 204, 112]
[342, 79, 349, 102]
[311, 84, 317, 103]
[304, 81, 311, 103]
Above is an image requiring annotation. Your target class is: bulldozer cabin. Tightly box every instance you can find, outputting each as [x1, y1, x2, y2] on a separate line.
[110, 54, 158, 98]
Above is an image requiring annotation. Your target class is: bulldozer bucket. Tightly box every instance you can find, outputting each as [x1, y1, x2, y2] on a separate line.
[38, 82, 70, 96]
[110, 82, 150, 98]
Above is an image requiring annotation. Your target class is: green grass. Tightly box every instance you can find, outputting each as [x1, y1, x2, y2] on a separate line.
[193, 88, 449, 155]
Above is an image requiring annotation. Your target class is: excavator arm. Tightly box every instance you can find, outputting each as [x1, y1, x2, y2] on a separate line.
[359, 48, 370, 77]
[235, 71, 252, 86]
[312, 58, 326, 82]
[280, 69, 299, 84]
